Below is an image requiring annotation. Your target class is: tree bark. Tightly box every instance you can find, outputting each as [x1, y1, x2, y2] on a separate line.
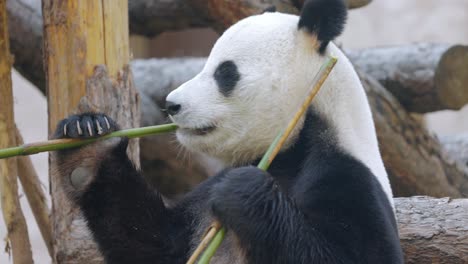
[360, 71, 468, 197]
[128, 0, 211, 37]
[434, 45, 468, 111]
[0, 1, 34, 263]
[7, 0, 378, 91]
[347, 44, 468, 113]
[188, 0, 298, 33]
[43, 0, 139, 263]
[15, 127, 54, 258]
[291, 0, 372, 10]
[396, 196, 468, 264]
[129, 0, 372, 37]
[6, 0, 45, 91]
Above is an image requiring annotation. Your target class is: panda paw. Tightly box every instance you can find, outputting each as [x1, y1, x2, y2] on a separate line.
[210, 166, 275, 228]
[52, 113, 125, 199]
[54, 113, 119, 139]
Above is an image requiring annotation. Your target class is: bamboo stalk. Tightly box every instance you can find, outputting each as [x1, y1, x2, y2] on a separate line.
[0, 123, 178, 159]
[256, 58, 337, 170]
[186, 222, 222, 264]
[197, 228, 226, 264]
[190, 57, 338, 264]
[15, 126, 55, 257]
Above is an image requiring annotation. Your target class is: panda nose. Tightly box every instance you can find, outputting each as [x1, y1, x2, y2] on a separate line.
[165, 101, 181, 116]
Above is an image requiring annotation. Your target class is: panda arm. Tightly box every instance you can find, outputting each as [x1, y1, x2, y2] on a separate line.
[53, 114, 189, 264]
[209, 166, 343, 263]
[291, 154, 403, 264]
[210, 161, 402, 263]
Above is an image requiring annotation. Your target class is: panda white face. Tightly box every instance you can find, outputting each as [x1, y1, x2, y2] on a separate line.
[164, 7, 393, 203]
[166, 13, 326, 165]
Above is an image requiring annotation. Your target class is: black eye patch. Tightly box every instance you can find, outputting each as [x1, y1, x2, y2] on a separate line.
[214, 60, 240, 97]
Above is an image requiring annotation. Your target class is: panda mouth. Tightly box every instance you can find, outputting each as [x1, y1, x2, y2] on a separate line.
[182, 125, 217, 136]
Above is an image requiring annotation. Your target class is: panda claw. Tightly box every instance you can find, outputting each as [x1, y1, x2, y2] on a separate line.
[96, 120, 103, 135]
[104, 116, 111, 130]
[54, 113, 119, 140]
[77, 120, 83, 135]
[87, 121, 93, 136]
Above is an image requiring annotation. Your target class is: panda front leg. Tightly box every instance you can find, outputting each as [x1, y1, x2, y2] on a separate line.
[209, 166, 317, 264]
[52, 113, 189, 264]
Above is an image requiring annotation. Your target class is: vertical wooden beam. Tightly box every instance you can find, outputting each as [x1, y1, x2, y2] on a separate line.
[0, 0, 34, 263]
[15, 128, 54, 257]
[42, 0, 139, 263]
[43, 1, 104, 132]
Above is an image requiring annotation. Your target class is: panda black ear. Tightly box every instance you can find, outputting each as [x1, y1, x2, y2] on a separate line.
[298, 0, 347, 54]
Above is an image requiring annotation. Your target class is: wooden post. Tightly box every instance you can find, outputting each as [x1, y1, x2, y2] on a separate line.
[42, 0, 140, 262]
[0, 0, 34, 263]
[15, 128, 54, 257]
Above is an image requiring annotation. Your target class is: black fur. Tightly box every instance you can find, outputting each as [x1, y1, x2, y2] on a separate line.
[165, 101, 182, 116]
[214, 60, 241, 97]
[80, 142, 190, 263]
[53, 112, 403, 264]
[298, 0, 347, 54]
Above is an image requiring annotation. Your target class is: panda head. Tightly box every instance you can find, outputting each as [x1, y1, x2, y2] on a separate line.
[166, 0, 347, 165]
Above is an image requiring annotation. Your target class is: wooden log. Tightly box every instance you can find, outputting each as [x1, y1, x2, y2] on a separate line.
[7, 0, 374, 91]
[0, 1, 34, 263]
[42, 0, 139, 263]
[434, 45, 468, 111]
[130, 0, 371, 36]
[395, 196, 468, 264]
[347, 44, 468, 113]
[291, 0, 372, 10]
[6, 0, 45, 92]
[188, 0, 298, 32]
[359, 70, 468, 197]
[129, 0, 210, 37]
[8, 2, 466, 118]
[15, 127, 54, 257]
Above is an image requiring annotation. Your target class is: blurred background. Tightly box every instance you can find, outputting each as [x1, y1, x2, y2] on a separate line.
[2, 0, 468, 263]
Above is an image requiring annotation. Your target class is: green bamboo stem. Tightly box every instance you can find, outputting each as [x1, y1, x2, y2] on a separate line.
[197, 227, 226, 264]
[195, 56, 338, 264]
[0, 123, 178, 159]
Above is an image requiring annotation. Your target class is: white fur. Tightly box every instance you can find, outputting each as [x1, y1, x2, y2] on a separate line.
[166, 13, 394, 207]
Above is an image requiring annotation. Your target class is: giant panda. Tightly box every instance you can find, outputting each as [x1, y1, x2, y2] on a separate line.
[53, 0, 404, 263]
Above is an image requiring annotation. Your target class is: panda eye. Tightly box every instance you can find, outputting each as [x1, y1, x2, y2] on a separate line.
[214, 60, 240, 97]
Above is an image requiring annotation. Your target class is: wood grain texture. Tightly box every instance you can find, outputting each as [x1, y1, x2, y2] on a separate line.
[15, 127, 54, 257]
[396, 196, 468, 264]
[360, 71, 468, 198]
[0, 1, 34, 263]
[42, 0, 139, 262]
[347, 44, 468, 113]
[6, 0, 45, 91]
[434, 45, 468, 111]
[189, 0, 298, 32]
